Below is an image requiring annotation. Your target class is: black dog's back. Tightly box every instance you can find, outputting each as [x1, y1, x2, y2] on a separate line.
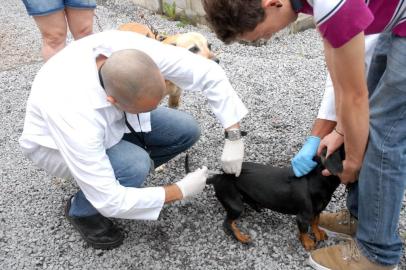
[209, 162, 337, 216]
[235, 163, 301, 214]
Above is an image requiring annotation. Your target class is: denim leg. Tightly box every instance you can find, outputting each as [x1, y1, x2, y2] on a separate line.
[70, 107, 200, 217]
[69, 140, 151, 217]
[355, 34, 406, 266]
[123, 107, 201, 168]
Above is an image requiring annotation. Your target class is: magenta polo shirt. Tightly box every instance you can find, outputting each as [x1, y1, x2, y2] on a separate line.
[299, 0, 406, 48]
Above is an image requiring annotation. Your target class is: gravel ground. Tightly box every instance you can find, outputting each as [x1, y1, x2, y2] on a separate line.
[1, 0, 405, 269]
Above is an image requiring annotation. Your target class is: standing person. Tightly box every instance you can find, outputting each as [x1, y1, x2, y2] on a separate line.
[202, 0, 405, 269]
[292, 34, 380, 177]
[19, 30, 247, 249]
[22, 0, 96, 61]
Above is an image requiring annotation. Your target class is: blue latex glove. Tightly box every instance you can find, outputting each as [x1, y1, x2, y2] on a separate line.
[291, 136, 321, 177]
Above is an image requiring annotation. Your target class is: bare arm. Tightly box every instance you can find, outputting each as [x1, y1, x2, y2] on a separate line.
[310, 118, 336, 138]
[323, 32, 369, 182]
[164, 185, 183, 203]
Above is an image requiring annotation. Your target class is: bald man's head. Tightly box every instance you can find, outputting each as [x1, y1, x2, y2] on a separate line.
[100, 49, 166, 112]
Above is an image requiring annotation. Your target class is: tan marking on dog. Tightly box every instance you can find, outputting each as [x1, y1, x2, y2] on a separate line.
[162, 32, 216, 61]
[230, 220, 252, 244]
[299, 232, 316, 251]
[311, 215, 328, 242]
[118, 23, 157, 39]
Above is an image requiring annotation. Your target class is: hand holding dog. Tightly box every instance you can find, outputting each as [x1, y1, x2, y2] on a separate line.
[175, 166, 208, 199]
[221, 139, 244, 177]
[292, 136, 321, 177]
[317, 129, 344, 159]
[318, 130, 359, 183]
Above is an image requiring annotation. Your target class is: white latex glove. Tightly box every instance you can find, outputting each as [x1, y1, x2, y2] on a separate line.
[175, 166, 208, 199]
[221, 139, 244, 177]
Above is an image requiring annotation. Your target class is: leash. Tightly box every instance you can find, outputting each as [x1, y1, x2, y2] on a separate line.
[94, 12, 104, 32]
[124, 113, 150, 155]
[139, 13, 166, 41]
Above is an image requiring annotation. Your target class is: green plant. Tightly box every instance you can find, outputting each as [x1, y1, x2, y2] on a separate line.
[177, 14, 194, 27]
[163, 1, 177, 20]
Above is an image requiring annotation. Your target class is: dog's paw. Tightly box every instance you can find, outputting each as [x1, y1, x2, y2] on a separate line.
[314, 228, 328, 242]
[300, 233, 316, 251]
[224, 219, 252, 244]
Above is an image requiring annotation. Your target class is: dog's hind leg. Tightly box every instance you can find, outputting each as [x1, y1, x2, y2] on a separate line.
[311, 215, 328, 242]
[296, 215, 315, 251]
[211, 176, 252, 244]
[219, 193, 252, 244]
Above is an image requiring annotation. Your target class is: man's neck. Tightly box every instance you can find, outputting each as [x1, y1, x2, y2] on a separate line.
[96, 54, 108, 70]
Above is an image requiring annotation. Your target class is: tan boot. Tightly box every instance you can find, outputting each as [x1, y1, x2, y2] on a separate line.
[319, 209, 357, 238]
[308, 239, 398, 270]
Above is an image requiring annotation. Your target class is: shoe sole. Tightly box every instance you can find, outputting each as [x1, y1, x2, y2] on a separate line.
[309, 254, 399, 270]
[64, 197, 124, 250]
[308, 255, 331, 270]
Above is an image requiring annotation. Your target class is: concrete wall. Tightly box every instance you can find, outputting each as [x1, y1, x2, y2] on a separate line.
[163, 0, 205, 19]
[133, 0, 162, 13]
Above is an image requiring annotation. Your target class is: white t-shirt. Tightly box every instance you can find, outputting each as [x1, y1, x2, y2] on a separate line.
[317, 34, 380, 120]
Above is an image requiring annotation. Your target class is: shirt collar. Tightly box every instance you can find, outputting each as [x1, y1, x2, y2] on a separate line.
[90, 45, 114, 109]
[90, 66, 112, 109]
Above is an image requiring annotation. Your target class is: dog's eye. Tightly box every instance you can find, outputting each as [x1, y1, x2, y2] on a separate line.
[189, 46, 200, 54]
[208, 43, 212, 50]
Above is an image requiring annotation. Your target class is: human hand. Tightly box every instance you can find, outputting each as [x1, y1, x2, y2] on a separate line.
[338, 160, 360, 184]
[221, 139, 244, 177]
[175, 166, 208, 199]
[317, 129, 345, 158]
[318, 130, 345, 177]
[291, 136, 321, 177]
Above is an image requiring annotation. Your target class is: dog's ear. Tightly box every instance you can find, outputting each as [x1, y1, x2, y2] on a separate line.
[321, 146, 345, 175]
[188, 45, 200, 54]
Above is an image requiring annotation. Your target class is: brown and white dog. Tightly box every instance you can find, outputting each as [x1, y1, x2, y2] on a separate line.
[118, 22, 219, 108]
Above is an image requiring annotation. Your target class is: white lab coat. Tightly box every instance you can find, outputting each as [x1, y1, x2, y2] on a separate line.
[19, 31, 248, 220]
[317, 34, 380, 120]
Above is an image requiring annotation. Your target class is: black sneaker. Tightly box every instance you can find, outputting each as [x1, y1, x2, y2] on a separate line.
[64, 196, 124, 249]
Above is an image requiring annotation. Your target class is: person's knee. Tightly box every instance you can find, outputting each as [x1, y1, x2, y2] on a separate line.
[65, 8, 94, 40]
[188, 121, 201, 145]
[42, 29, 66, 49]
[71, 24, 93, 40]
[115, 150, 151, 188]
[182, 116, 201, 147]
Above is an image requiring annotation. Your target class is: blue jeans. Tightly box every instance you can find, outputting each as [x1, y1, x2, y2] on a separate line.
[346, 33, 406, 266]
[22, 0, 96, 16]
[69, 107, 201, 217]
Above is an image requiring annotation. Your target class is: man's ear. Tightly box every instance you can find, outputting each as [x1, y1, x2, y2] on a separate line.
[106, 95, 117, 105]
[262, 0, 282, 8]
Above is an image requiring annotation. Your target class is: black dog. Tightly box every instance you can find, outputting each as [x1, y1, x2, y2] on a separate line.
[201, 148, 344, 251]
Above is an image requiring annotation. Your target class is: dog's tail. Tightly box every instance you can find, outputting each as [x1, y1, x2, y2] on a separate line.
[206, 175, 219, 185]
[184, 153, 222, 185]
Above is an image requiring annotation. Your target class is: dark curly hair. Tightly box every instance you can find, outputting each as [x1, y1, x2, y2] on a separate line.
[202, 0, 266, 44]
